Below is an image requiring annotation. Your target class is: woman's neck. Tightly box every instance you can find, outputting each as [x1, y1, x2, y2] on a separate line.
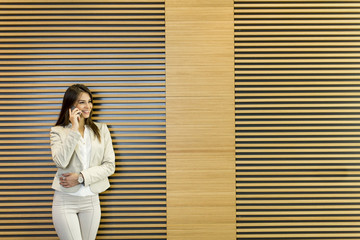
[78, 118, 86, 137]
[78, 118, 85, 130]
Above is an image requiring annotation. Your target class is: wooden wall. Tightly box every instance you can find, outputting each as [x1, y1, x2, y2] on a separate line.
[166, 0, 236, 239]
[235, 0, 360, 239]
[3, 0, 360, 239]
[0, 1, 167, 239]
[0, 0, 236, 239]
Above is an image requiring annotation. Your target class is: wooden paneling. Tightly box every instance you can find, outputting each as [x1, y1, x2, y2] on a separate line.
[166, 0, 236, 239]
[235, 0, 360, 239]
[0, 1, 166, 239]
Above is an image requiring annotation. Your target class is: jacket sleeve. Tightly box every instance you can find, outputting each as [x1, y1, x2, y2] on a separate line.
[50, 127, 81, 169]
[81, 123, 115, 186]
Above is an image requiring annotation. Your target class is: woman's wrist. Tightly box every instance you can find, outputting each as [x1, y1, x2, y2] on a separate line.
[71, 122, 78, 130]
[78, 172, 84, 185]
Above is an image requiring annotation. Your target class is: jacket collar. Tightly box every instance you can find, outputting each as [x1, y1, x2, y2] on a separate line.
[66, 124, 95, 164]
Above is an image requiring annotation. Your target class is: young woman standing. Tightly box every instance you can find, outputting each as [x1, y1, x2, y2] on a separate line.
[50, 84, 115, 240]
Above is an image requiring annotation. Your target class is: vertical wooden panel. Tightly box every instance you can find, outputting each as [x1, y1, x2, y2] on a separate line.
[166, 0, 236, 239]
[0, 1, 166, 239]
[235, 0, 360, 239]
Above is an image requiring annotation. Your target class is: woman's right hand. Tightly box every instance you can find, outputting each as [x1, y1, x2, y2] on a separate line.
[69, 107, 80, 130]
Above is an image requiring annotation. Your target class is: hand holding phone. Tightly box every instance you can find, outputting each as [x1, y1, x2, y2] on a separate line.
[70, 106, 81, 125]
[71, 106, 81, 115]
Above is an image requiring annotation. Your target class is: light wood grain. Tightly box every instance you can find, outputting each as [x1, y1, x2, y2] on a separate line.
[166, 0, 235, 239]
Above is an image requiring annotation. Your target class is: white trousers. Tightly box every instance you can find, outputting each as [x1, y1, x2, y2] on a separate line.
[52, 191, 101, 240]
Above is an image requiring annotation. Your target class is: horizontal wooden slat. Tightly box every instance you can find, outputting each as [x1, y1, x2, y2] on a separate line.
[237, 115, 360, 119]
[0, 113, 165, 117]
[236, 65, 360, 69]
[236, 37, 360, 42]
[239, 222, 360, 226]
[0, 145, 165, 150]
[0, 117, 165, 121]
[236, 171, 360, 175]
[237, 31, 360, 35]
[0, 0, 163, 2]
[236, 98, 360, 102]
[239, 0, 360, 2]
[235, 81, 360, 85]
[0, 230, 165, 235]
[0, 49, 165, 54]
[0, 224, 166, 229]
[237, 176, 360, 181]
[237, 14, 360, 18]
[1, 43, 164, 48]
[0, 10, 164, 15]
[0, 218, 164, 224]
[0, 15, 164, 20]
[237, 182, 360, 187]
[0, 139, 165, 143]
[0, 54, 165, 59]
[237, 110, 360, 114]
[0, 27, 164, 31]
[0, 71, 165, 76]
[237, 3, 360, 7]
[236, 42, 360, 47]
[236, 20, 360, 24]
[235, 8, 360, 13]
[0, 127, 165, 132]
[236, 125, 360, 129]
[237, 47, 360, 52]
[0, 32, 165, 36]
[0, 86, 165, 92]
[0, 106, 165, 110]
[0, 21, 164, 26]
[0, 4, 163, 9]
[97, 237, 166, 240]
[0, 77, 165, 82]
[0, 60, 165, 65]
[0, 173, 166, 178]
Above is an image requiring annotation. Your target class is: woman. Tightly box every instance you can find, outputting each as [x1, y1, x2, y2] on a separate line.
[50, 84, 115, 240]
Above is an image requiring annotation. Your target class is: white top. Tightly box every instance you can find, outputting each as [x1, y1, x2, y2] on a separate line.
[67, 126, 96, 196]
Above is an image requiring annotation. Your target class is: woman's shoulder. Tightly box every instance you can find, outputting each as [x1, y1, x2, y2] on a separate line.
[50, 125, 64, 132]
[50, 124, 72, 134]
[94, 122, 108, 130]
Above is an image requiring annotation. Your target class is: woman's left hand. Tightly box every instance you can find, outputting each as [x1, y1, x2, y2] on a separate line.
[60, 173, 80, 188]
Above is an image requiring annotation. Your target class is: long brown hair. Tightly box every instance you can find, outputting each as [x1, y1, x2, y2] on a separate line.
[55, 84, 100, 141]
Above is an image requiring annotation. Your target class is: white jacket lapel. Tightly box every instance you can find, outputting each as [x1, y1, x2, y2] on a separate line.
[89, 126, 96, 166]
[65, 124, 83, 164]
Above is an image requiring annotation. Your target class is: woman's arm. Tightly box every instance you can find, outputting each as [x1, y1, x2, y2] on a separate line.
[50, 127, 81, 169]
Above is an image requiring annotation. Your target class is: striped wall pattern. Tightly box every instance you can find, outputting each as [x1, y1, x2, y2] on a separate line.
[235, 1, 360, 239]
[0, 1, 166, 239]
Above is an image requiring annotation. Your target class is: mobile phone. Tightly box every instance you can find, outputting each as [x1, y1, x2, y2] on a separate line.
[71, 106, 81, 115]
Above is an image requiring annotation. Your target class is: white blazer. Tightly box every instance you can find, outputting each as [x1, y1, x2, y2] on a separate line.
[50, 122, 115, 194]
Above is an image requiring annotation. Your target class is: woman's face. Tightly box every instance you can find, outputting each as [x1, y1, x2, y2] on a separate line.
[74, 92, 92, 119]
